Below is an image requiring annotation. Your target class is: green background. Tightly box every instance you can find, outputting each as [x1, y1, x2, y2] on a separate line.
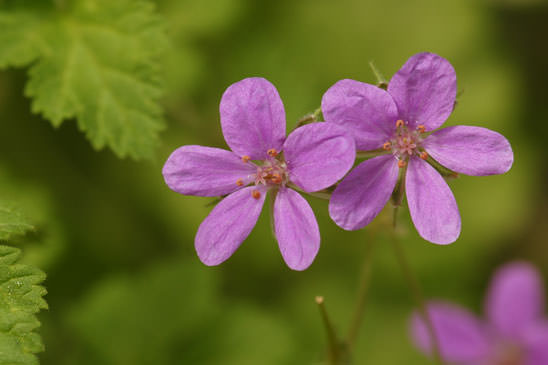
[1, 0, 546, 363]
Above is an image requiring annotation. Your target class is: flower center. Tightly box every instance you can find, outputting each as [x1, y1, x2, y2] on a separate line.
[239, 149, 289, 199]
[255, 157, 288, 187]
[383, 120, 428, 168]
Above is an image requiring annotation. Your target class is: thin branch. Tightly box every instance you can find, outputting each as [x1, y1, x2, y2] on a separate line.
[390, 209, 445, 365]
[316, 296, 343, 365]
[345, 236, 375, 354]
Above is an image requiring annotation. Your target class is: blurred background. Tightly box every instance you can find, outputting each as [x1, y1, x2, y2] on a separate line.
[1, 0, 547, 363]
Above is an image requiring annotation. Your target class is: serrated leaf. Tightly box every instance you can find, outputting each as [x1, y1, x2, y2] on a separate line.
[26, 0, 166, 159]
[20, 0, 167, 159]
[0, 168, 66, 269]
[0, 203, 34, 241]
[0, 245, 47, 365]
[0, 2, 50, 69]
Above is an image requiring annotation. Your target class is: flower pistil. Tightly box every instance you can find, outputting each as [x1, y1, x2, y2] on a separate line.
[384, 120, 428, 168]
[235, 149, 290, 199]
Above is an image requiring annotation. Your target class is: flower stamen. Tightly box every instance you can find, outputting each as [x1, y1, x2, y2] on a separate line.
[251, 190, 261, 199]
[398, 160, 407, 168]
[384, 119, 426, 162]
[242, 155, 251, 163]
[236, 178, 244, 186]
[271, 173, 282, 184]
[254, 159, 288, 187]
[267, 148, 278, 157]
[420, 151, 428, 160]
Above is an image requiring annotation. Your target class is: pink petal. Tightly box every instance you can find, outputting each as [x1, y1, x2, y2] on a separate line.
[283, 123, 355, 193]
[220, 77, 286, 160]
[523, 323, 548, 365]
[486, 262, 544, 339]
[388, 52, 457, 131]
[406, 157, 461, 244]
[274, 188, 320, 271]
[411, 301, 492, 363]
[195, 187, 266, 266]
[162, 145, 256, 197]
[329, 155, 399, 230]
[423, 126, 513, 176]
[321, 79, 397, 150]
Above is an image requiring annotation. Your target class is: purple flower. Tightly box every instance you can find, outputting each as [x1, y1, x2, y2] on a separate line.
[411, 262, 548, 364]
[162, 77, 355, 270]
[322, 52, 514, 244]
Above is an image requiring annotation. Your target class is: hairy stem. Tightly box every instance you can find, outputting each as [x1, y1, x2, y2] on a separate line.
[316, 296, 344, 365]
[286, 183, 331, 200]
[345, 236, 375, 354]
[296, 107, 323, 127]
[369, 61, 388, 89]
[356, 149, 390, 159]
[391, 209, 445, 365]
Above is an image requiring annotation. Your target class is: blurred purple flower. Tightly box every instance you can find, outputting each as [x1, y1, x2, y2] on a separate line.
[411, 262, 548, 364]
[322, 52, 513, 244]
[163, 77, 355, 270]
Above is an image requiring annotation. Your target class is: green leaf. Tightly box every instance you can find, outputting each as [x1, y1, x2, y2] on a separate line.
[0, 7, 43, 69]
[0, 245, 47, 365]
[0, 203, 34, 242]
[0, 168, 66, 269]
[0, 0, 167, 159]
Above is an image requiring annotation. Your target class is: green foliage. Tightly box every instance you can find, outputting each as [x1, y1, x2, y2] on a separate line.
[0, 0, 167, 159]
[156, 0, 245, 102]
[0, 203, 34, 241]
[0, 168, 66, 270]
[67, 259, 297, 365]
[0, 245, 47, 365]
[0, 3, 46, 69]
[68, 259, 217, 364]
[0, 174, 50, 363]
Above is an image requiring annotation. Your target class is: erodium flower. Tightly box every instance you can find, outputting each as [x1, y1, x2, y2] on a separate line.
[411, 262, 548, 364]
[322, 52, 514, 244]
[163, 78, 355, 270]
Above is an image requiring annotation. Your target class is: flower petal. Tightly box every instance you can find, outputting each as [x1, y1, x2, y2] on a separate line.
[321, 79, 397, 150]
[388, 52, 457, 131]
[329, 155, 398, 230]
[283, 123, 355, 192]
[162, 145, 257, 197]
[406, 157, 461, 244]
[423, 126, 513, 176]
[411, 301, 492, 363]
[273, 188, 320, 271]
[523, 323, 548, 365]
[220, 77, 286, 159]
[195, 187, 266, 266]
[485, 262, 544, 339]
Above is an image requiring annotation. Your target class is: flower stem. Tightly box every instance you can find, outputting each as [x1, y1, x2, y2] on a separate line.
[296, 107, 323, 127]
[286, 183, 331, 200]
[369, 61, 388, 90]
[390, 210, 445, 365]
[426, 155, 459, 179]
[345, 236, 375, 355]
[316, 296, 345, 365]
[356, 149, 389, 159]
